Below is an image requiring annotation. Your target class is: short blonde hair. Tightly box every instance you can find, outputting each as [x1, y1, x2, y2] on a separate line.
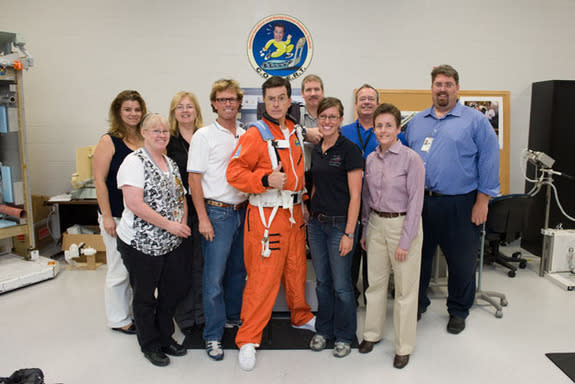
[141, 113, 168, 134]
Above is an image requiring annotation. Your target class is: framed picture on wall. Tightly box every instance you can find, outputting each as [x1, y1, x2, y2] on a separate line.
[459, 96, 504, 149]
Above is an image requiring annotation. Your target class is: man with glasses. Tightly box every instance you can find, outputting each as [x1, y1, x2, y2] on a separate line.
[405, 65, 499, 334]
[187, 79, 247, 362]
[341, 84, 380, 304]
[341, 84, 380, 160]
[227, 76, 315, 371]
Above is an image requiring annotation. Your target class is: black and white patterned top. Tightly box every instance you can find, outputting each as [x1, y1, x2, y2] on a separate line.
[116, 148, 186, 256]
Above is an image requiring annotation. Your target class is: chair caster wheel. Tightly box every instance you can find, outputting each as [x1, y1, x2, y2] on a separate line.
[508, 270, 516, 278]
[501, 298, 508, 307]
[495, 310, 503, 318]
[519, 261, 527, 269]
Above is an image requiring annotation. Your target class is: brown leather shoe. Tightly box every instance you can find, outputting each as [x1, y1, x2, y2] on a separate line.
[358, 340, 379, 354]
[393, 354, 410, 369]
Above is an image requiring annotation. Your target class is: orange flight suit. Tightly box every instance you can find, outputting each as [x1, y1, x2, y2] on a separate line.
[226, 115, 314, 348]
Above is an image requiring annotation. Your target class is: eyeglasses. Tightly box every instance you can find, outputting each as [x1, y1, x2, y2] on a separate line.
[176, 104, 194, 111]
[318, 115, 340, 121]
[433, 82, 456, 89]
[358, 96, 377, 103]
[215, 97, 239, 104]
[148, 129, 169, 136]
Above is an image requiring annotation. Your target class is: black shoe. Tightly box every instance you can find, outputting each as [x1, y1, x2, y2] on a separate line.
[393, 354, 410, 369]
[358, 340, 379, 354]
[143, 351, 170, 367]
[417, 306, 427, 322]
[181, 326, 194, 336]
[446, 315, 466, 334]
[181, 322, 205, 335]
[112, 323, 137, 335]
[161, 343, 187, 357]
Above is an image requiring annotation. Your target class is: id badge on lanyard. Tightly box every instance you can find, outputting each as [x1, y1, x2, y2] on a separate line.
[421, 137, 433, 152]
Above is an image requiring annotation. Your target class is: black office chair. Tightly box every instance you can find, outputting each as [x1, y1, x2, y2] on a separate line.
[484, 194, 533, 277]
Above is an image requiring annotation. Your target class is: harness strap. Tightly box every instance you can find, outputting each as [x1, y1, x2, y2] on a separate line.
[250, 120, 303, 252]
[251, 121, 279, 169]
[258, 205, 279, 258]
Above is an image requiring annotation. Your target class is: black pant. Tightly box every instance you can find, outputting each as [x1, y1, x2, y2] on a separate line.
[418, 191, 480, 318]
[118, 239, 188, 353]
[174, 214, 204, 329]
[351, 223, 368, 300]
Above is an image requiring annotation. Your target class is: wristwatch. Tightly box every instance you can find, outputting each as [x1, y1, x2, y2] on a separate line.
[344, 232, 354, 239]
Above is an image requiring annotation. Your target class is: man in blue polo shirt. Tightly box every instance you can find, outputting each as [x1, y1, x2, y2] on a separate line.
[340, 83, 379, 303]
[405, 65, 499, 334]
[341, 84, 379, 159]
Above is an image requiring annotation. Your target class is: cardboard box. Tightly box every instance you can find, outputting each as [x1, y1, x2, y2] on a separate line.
[12, 195, 55, 255]
[62, 230, 106, 270]
[12, 220, 53, 255]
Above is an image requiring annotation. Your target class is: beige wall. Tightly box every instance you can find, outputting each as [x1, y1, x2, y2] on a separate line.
[2, 0, 575, 195]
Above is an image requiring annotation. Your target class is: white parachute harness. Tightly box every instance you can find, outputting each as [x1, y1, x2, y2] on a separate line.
[249, 120, 306, 258]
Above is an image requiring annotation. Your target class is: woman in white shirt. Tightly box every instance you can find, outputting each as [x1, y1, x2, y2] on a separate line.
[116, 113, 191, 367]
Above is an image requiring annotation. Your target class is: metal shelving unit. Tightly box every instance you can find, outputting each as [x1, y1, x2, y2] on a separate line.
[0, 31, 34, 251]
[0, 31, 58, 294]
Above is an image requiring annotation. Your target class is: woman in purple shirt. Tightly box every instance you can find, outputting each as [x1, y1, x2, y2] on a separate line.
[358, 103, 425, 369]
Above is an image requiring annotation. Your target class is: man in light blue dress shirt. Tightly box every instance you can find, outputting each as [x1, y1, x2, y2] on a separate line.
[405, 65, 499, 334]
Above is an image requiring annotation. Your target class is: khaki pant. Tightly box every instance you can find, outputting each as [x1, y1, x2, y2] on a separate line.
[364, 212, 422, 355]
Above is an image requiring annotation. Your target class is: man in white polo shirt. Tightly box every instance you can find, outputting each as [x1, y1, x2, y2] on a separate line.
[187, 79, 247, 362]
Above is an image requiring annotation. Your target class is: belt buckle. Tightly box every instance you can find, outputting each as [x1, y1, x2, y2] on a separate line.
[207, 199, 225, 208]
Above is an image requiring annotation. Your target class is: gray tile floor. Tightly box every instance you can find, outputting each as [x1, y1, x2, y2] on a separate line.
[0, 248, 573, 384]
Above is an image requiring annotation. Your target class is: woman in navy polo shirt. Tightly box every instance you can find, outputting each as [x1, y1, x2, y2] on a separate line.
[307, 97, 363, 358]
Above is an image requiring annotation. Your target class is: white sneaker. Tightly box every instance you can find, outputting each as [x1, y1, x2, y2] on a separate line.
[292, 316, 316, 332]
[238, 343, 256, 371]
[309, 334, 327, 351]
[206, 340, 224, 361]
[333, 341, 351, 358]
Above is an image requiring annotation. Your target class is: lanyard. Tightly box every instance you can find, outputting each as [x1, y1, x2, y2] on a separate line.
[356, 120, 373, 155]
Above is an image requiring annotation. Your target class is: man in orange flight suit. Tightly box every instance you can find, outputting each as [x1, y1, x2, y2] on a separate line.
[226, 76, 315, 371]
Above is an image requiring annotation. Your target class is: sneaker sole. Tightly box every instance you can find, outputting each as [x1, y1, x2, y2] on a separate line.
[333, 351, 351, 358]
[207, 352, 224, 361]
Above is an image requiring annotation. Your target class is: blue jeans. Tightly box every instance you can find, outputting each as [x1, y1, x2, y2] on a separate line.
[202, 204, 246, 341]
[307, 216, 357, 343]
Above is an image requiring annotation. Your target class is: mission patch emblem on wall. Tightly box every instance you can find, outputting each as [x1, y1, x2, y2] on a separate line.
[247, 15, 312, 80]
